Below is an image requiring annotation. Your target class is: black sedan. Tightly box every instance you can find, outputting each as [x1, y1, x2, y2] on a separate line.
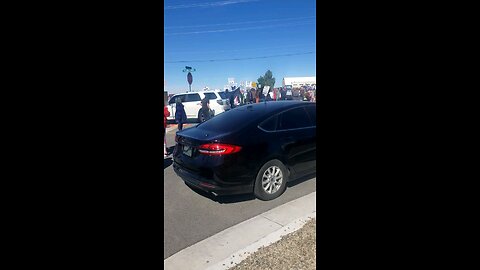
[173, 101, 316, 201]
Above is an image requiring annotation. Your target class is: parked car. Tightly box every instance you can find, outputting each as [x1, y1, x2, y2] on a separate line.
[173, 101, 316, 201]
[167, 91, 231, 123]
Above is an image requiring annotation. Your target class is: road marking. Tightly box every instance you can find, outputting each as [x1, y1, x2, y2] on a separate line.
[164, 191, 316, 270]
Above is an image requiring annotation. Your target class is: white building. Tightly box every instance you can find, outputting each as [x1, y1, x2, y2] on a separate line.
[282, 77, 316, 88]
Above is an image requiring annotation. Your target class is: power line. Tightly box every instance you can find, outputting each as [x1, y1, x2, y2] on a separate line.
[165, 0, 261, 10]
[164, 16, 316, 29]
[165, 43, 316, 55]
[165, 51, 315, 63]
[165, 20, 315, 35]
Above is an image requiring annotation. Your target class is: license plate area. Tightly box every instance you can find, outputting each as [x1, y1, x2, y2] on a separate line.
[182, 145, 193, 157]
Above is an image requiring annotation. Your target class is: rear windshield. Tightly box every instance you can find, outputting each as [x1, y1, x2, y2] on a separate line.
[197, 108, 259, 133]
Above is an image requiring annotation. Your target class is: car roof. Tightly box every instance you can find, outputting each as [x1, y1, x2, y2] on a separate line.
[236, 100, 312, 114]
[196, 101, 314, 133]
[171, 91, 221, 96]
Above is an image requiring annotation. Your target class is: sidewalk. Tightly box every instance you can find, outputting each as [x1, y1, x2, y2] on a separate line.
[164, 192, 316, 270]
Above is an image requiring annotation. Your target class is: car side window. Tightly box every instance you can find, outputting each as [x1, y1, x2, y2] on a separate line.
[259, 115, 278, 132]
[278, 107, 311, 130]
[304, 105, 316, 126]
[185, 93, 201, 102]
[169, 94, 185, 104]
[204, 93, 217, 100]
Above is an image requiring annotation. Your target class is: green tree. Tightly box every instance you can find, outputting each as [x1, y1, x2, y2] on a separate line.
[257, 70, 275, 89]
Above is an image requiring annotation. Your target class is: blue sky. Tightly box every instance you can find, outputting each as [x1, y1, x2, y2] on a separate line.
[164, 0, 316, 93]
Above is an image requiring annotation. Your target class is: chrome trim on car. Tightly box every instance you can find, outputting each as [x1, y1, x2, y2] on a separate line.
[258, 125, 316, 133]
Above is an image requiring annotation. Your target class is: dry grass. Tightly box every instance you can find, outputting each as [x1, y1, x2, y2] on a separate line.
[229, 218, 316, 270]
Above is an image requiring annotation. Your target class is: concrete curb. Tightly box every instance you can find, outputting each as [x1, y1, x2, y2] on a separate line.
[206, 212, 316, 270]
[164, 191, 316, 270]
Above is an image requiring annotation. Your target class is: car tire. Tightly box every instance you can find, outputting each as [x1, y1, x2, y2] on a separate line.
[254, 159, 288, 201]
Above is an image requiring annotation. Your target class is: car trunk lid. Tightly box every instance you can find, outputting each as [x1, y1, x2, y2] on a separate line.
[176, 126, 227, 147]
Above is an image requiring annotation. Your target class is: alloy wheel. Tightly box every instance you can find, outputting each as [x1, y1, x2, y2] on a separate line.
[261, 166, 283, 194]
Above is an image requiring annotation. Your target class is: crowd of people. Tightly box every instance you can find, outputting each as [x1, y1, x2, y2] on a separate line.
[227, 85, 316, 106]
[163, 85, 316, 157]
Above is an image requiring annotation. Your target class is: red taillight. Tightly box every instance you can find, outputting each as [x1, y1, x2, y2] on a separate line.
[198, 143, 241, 156]
[199, 182, 216, 188]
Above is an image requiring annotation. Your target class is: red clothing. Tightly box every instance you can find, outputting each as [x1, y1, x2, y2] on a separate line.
[164, 106, 170, 128]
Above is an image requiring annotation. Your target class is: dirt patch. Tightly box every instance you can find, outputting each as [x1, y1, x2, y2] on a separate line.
[229, 218, 316, 270]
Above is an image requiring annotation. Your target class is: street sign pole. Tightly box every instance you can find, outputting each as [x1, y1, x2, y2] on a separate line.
[183, 66, 196, 92]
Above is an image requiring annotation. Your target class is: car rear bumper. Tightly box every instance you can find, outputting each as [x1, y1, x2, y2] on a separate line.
[173, 161, 253, 196]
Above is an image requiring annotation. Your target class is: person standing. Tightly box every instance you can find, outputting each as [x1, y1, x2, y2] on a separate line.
[164, 104, 170, 157]
[240, 89, 246, 105]
[175, 97, 187, 131]
[280, 87, 286, 100]
[200, 97, 211, 122]
[229, 88, 236, 109]
[266, 88, 272, 101]
[233, 87, 241, 107]
[305, 90, 311, 102]
[247, 88, 254, 104]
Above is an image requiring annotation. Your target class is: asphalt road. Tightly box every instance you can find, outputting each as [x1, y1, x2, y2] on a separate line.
[163, 128, 316, 259]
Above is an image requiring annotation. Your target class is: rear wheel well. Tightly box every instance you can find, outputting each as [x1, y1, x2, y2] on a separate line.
[271, 156, 290, 176]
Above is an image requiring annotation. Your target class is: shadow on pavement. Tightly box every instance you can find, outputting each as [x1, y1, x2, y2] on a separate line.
[213, 193, 256, 204]
[185, 183, 256, 204]
[164, 157, 173, 169]
[182, 172, 316, 203]
[287, 172, 316, 188]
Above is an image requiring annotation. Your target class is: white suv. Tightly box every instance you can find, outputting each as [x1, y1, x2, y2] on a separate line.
[166, 91, 231, 122]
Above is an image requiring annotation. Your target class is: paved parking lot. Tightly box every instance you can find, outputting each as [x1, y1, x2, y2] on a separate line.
[163, 130, 316, 259]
